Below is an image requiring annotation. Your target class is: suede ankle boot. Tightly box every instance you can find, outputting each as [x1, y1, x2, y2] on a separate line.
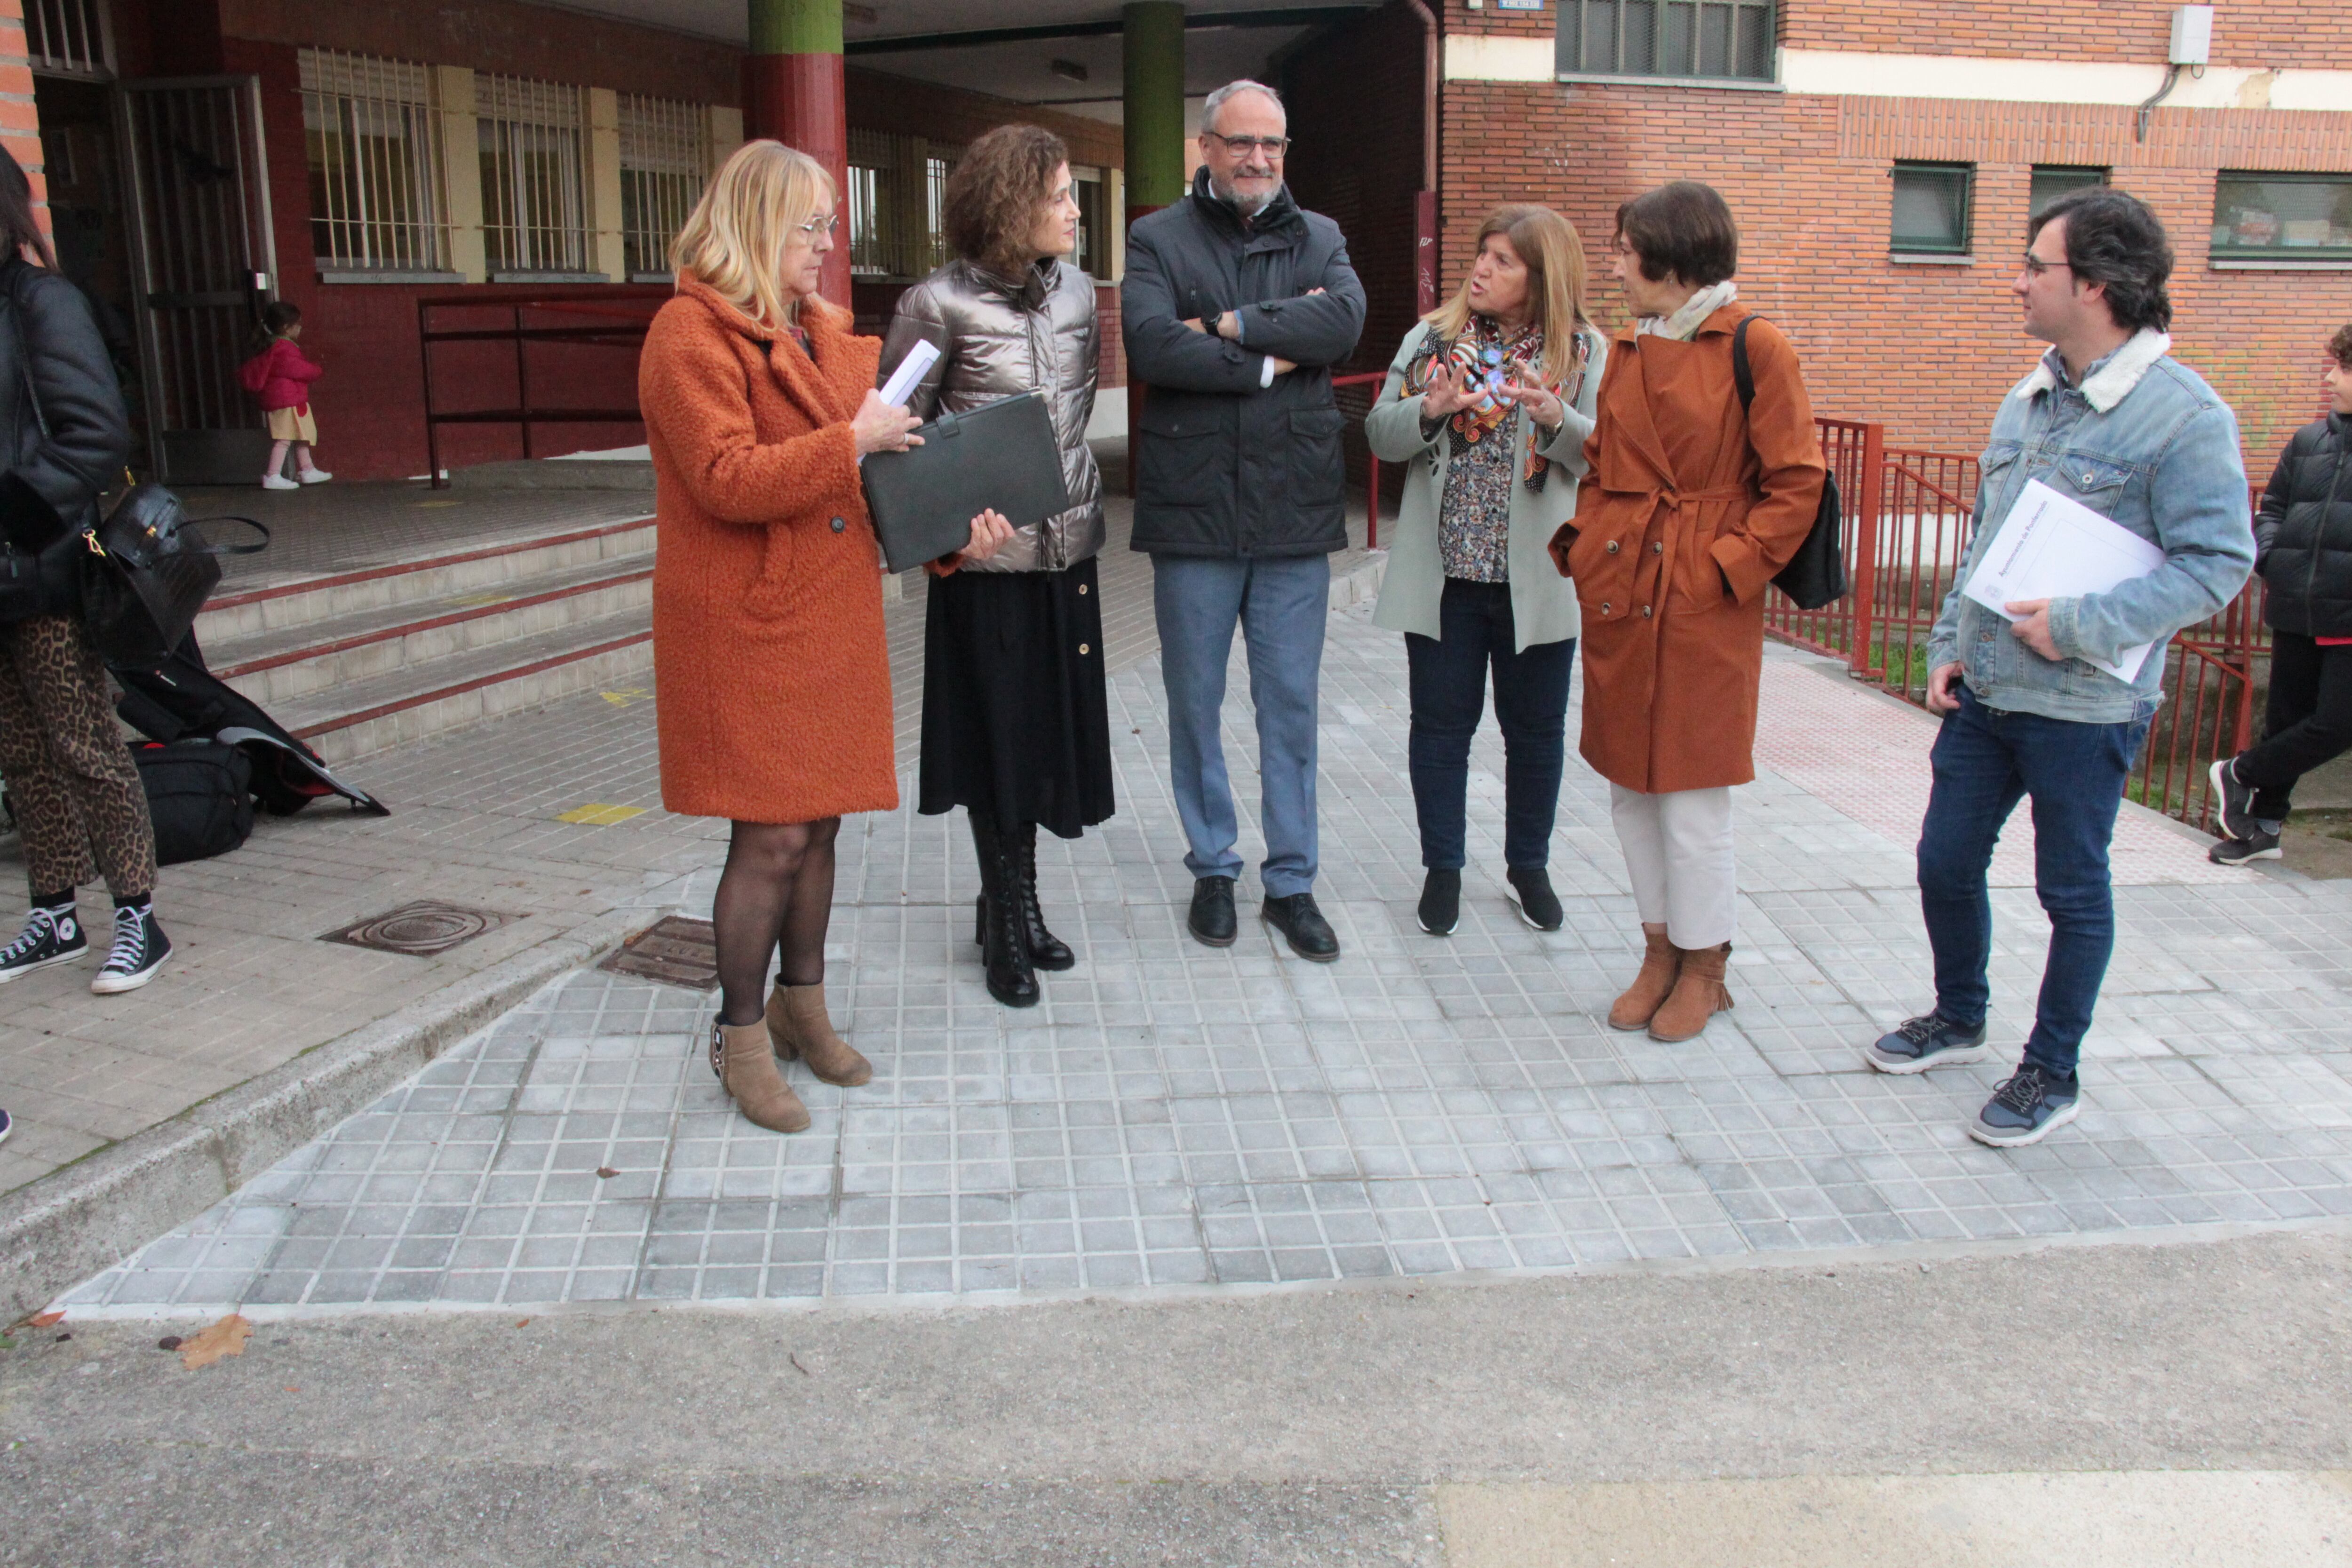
[1607, 927, 1681, 1031]
[766, 980, 872, 1086]
[712, 1019, 811, 1133]
[1647, 942, 1734, 1043]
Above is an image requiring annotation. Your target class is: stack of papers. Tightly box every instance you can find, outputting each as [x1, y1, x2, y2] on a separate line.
[1962, 479, 2165, 683]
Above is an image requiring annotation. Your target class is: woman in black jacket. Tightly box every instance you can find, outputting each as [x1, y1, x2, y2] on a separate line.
[2210, 322, 2352, 865]
[0, 145, 170, 993]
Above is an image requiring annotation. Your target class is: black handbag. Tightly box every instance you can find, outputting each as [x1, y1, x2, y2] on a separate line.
[77, 484, 269, 667]
[1732, 315, 1848, 612]
[130, 738, 255, 865]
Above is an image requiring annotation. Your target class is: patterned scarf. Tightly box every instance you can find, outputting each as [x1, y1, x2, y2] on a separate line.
[1405, 316, 1592, 490]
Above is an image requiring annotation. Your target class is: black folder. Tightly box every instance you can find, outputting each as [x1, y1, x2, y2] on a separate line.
[860, 390, 1073, 573]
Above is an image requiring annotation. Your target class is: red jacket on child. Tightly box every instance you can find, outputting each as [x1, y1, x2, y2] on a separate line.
[237, 338, 323, 412]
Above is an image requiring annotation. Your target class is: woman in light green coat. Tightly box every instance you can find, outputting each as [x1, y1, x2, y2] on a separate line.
[1366, 204, 1605, 937]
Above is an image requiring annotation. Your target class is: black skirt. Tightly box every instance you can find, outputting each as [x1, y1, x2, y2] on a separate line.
[918, 555, 1114, 838]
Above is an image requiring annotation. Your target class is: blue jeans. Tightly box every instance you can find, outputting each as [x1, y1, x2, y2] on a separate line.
[1153, 552, 1330, 897]
[1916, 685, 2152, 1078]
[1404, 578, 1575, 871]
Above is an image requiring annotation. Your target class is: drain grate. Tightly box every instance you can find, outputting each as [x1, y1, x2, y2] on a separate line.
[597, 915, 720, 991]
[323, 900, 519, 957]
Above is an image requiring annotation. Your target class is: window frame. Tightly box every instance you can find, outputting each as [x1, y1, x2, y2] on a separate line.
[2029, 165, 2108, 218]
[2209, 170, 2352, 267]
[618, 93, 710, 283]
[1889, 160, 1974, 260]
[1554, 0, 1779, 86]
[298, 48, 454, 280]
[476, 73, 595, 281]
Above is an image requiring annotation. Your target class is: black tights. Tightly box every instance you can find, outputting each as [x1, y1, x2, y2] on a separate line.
[712, 816, 840, 1027]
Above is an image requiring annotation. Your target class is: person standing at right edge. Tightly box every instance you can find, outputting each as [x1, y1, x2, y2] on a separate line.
[0, 144, 170, 998]
[1557, 182, 1823, 1043]
[1121, 79, 1365, 962]
[1867, 189, 2252, 1148]
[2208, 323, 2352, 865]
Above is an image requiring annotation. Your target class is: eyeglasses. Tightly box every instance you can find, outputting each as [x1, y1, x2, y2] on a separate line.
[1202, 132, 1289, 157]
[795, 214, 840, 239]
[2020, 252, 2071, 276]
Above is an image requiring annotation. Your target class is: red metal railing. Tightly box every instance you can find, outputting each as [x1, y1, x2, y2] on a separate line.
[1333, 370, 1387, 549]
[417, 287, 671, 488]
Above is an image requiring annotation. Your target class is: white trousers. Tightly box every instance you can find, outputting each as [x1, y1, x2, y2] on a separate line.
[1608, 783, 1737, 948]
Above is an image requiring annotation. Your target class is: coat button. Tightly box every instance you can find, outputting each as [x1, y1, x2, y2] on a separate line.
[1601, 602, 1612, 615]
[1078, 583, 1088, 595]
[829, 516, 845, 533]
[1641, 605, 1653, 618]
[1078, 643, 1090, 655]
[1652, 541, 1664, 554]
[1605, 540, 1621, 554]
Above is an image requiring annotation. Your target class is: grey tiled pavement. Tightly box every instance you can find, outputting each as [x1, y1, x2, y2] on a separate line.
[59, 602, 2352, 1313]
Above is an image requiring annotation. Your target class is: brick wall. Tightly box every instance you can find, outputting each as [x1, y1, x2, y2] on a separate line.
[0, 0, 40, 237]
[1433, 77, 2350, 459]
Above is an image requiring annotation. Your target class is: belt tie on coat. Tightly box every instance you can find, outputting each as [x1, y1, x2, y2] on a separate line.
[1626, 481, 1751, 623]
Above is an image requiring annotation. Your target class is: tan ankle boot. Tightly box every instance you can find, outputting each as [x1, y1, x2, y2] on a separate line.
[715, 1019, 811, 1133]
[1608, 926, 1681, 1031]
[766, 982, 872, 1087]
[1647, 942, 1734, 1042]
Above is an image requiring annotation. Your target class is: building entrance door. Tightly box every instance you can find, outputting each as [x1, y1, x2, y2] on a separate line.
[117, 77, 278, 484]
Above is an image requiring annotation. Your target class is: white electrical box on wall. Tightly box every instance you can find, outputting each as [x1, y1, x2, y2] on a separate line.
[2169, 5, 2213, 66]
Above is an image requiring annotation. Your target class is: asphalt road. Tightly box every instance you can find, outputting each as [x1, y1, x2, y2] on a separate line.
[5, 1226, 2350, 1566]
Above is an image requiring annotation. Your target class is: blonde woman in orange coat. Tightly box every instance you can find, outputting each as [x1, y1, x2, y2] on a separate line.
[1553, 182, 1825, 1044]
[641, 141, 1009, 1133]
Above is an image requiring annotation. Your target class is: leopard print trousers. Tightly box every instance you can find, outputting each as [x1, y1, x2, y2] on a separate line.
[0, 614, 156, 900]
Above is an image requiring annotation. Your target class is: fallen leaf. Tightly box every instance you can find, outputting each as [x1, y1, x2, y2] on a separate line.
[27, 1311, 64, 1328]
[513, 1318, 532, 1329]
[155, 1337, 183, 1352]
[179, 1313, 253, 1370]
[283, 1386, 301, 1393]
[596, 1167, 619, 1179]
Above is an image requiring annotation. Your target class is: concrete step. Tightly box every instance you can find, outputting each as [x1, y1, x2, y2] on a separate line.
[198, 517, 655, 642]
[209, 556, 653, 708]
[264, 605, 655, 764]
[448, 458, 658, 490]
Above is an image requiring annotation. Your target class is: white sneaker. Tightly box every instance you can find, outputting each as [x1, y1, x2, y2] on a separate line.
[297, 469, 333, 485]
[261, 474, 299, 491]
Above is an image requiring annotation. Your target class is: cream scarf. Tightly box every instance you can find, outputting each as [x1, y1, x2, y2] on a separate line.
[1636, 279, 1737, 342]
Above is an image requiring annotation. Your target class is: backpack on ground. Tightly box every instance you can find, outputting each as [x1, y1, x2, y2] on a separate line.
[132, 739, 255, 865]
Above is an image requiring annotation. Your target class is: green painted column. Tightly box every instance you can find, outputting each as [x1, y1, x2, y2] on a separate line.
[1121, 2, 1187, 212]
[747, 0, 842, 55]
[744, 0, 850, 305]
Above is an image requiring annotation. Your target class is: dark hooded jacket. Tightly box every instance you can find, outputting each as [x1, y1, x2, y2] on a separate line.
[2255, 413, 2352, 637]
[1120, 168, 1366, 557]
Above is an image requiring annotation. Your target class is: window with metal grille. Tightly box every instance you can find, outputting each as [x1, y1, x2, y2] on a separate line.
[619, 94, 709, 279]
[24, 0, 112, 79]
[1556, 0, 1774, 81]
[925, 152, 958, 272]
[477, 74, 590, 277]
[299, 49, 448, 274]
[1891, 162, 1973, 255]
[847, 127, 906, 279]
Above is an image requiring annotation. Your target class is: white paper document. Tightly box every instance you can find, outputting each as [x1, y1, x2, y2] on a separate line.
[877, 339, 940, 411]
[1962, 478, 2167, 684]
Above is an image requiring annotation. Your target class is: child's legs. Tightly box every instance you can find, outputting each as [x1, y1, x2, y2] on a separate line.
[292, 442, 320, 474]
[264, 440, 290, 478]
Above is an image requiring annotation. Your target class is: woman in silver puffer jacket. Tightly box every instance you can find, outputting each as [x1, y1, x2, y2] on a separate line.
[879, 123, 1109, 1009]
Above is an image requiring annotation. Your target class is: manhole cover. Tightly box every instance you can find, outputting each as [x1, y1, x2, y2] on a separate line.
[597, 915, 719, 991]
[323, 900, 518, 957]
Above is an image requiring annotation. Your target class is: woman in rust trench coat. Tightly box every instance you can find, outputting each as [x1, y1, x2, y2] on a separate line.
[1552, 182, 1826, 1043]
[640, 141, 1007, 1134]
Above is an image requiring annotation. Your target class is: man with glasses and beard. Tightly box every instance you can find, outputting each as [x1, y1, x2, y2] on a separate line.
[1122, 79, 1366, 962]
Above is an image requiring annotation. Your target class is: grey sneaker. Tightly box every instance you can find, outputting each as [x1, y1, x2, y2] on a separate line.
[1864, 1011, 1989, 1074]
[2208, 831, 2280, 866]
[1970, 1065, 2081, 1147]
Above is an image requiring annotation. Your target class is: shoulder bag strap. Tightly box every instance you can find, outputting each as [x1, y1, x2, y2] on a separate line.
[1731, 314, 1757, 415]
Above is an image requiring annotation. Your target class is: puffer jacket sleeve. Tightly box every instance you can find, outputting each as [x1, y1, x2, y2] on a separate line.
[8, 268, 131, 543]
[879, 280, 952, 422]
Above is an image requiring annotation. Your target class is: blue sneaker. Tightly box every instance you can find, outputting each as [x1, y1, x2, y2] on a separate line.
[1970, 1065, 2082, 1147]
[1865, 1011, 1989, 1074]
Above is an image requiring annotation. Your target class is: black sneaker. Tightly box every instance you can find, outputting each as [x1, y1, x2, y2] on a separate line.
[91, 904, 171, 995]
[1188, 876, 1238, 947]
[1417, 869, 1461, 935]
[1864, 1011, 1990, 1074]
[1263, 892, 1340, 963]
[2208, 831, 2280, 866]
[2209, 756, 2259, 841]
[0, 1106, 11, 1147]
[1505, 867, 1564, 931]
[1970, 1065, 2082, 1148]
[0, 905, 87, 984]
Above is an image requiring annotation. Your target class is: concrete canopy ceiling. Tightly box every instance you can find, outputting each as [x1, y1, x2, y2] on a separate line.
[528, 1, 1373, 121]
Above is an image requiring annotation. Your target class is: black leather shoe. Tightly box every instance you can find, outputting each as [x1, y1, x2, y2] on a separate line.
[1505, 867, 1564, 932]
[1188, 876, 1238, 947]
[1263, 892, 1340, 963]
[1416, 869, 1461, 936]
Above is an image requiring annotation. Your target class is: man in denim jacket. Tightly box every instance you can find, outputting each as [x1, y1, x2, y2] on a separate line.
[1866, 189, 2253, 1146]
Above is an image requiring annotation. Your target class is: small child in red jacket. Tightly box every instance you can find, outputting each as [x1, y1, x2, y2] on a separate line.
[237, 301, 331, 490]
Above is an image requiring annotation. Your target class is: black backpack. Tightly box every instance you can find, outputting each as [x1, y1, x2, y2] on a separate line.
[131, 739, 254, 865]
[1731, 315, 1848, 612]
